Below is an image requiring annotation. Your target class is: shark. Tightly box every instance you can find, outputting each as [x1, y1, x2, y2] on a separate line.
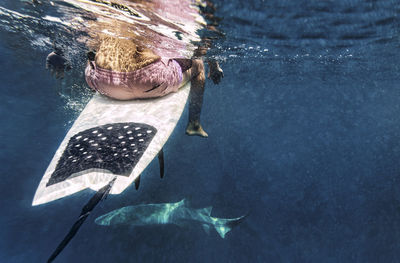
[95, 199, 246, 238]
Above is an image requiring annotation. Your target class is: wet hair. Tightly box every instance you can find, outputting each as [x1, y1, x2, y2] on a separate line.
[94, 37, 160, 72]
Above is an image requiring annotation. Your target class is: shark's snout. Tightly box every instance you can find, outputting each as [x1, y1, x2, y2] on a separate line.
[95, 213, 114, 226]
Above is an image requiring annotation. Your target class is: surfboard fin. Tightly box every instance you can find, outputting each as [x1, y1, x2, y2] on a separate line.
[158, 148, 164, 179]
[134, 176, 140, 190]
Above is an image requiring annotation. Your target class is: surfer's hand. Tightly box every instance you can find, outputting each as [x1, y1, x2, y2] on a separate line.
[207, 60, 224, 84]
[46, 51, 71, 79]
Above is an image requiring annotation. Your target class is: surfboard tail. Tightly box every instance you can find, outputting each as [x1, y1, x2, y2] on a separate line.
[212, 214, 247, 238]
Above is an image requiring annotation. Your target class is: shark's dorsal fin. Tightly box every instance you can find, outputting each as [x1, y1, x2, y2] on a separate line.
[178, 199, 188, 207]
[200, 206, 212, 216]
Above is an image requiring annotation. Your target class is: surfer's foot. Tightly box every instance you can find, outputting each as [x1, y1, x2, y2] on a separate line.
[186, 121, 208, 138]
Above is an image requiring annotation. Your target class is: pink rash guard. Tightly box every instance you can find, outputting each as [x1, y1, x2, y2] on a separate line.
[85, 58, 184, 100]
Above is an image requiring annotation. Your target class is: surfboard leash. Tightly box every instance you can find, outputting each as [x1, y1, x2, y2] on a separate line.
[47, 177, 116, 263]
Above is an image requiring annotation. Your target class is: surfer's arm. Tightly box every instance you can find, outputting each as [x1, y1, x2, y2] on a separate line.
[46, 49, 71, 79]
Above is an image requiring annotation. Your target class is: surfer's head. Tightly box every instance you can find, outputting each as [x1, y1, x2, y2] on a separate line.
[94, 36, 160, 72]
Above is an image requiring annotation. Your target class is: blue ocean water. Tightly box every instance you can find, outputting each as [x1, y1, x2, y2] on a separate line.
[1, 0, 400, 262]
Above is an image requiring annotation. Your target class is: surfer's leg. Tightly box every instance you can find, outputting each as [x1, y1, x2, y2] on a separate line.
[185, 59, 208, 138]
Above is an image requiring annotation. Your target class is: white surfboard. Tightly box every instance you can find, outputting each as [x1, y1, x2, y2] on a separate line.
[32, 83, 190, 206]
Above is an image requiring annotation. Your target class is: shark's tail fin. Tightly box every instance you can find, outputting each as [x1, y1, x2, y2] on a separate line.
[212, 214, 247, 238]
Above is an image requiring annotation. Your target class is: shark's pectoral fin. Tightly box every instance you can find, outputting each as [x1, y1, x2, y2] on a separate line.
[134, 175, 140, 190]
[202, 224, 211, 235]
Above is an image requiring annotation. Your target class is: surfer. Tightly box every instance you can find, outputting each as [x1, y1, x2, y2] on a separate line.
[48, 38, 222, 137]
[45, 0, 223, 138]
[85, 37, 223, 137]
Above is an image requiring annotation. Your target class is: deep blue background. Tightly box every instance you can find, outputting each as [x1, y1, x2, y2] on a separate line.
[1, 0, 400, 262]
